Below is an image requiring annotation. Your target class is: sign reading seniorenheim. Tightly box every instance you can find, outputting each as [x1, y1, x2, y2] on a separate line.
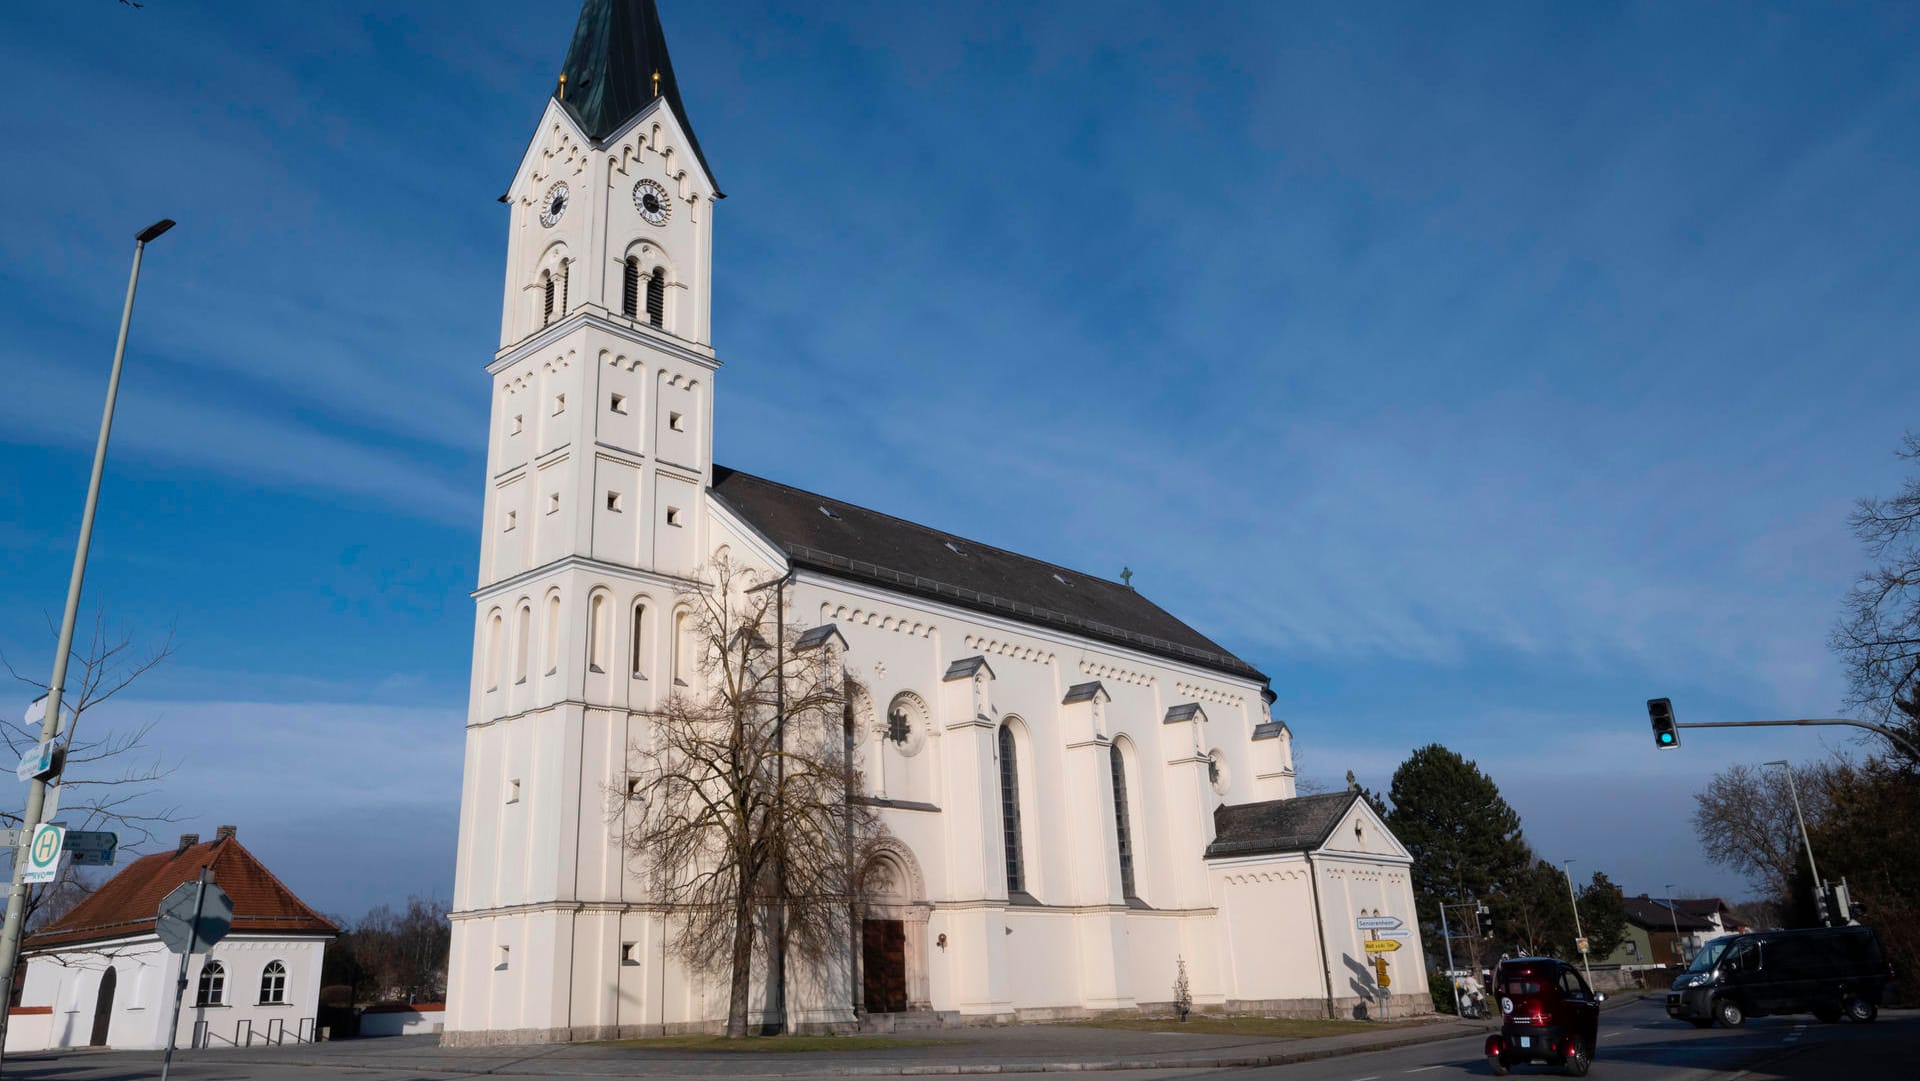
[1356, 915, 1403, 930]
[23, 823, 65, 883]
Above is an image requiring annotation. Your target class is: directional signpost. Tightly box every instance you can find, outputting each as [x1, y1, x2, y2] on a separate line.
[157, 873, 232, 1081]
[1357, 916, 1405, 1020]
[1356, 915, 1403, 931]
[14, 742, 54, 783]
[62, 830, 119, 867]
[1363, 937, 1403, 954]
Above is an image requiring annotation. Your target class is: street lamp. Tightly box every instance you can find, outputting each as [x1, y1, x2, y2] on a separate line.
[1663, 883, 1684, 967]
[1764, 760, 1822, 912]
[1561, 858, 1593, 987]
[0, 219, 175, 1062]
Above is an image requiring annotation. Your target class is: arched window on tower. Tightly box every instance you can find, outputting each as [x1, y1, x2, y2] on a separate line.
[1110, 743, 1138, 901]
[671, 609, 687, 684]
[541, 270, 555, 327]
[998, 724, 1026, 897]
[623, 257, 641, 319]
[558, 258, 571, 316]
[485, 610, 503, 691]
[630, 601, 647, 677]
[545, 593, 562, 676]
[588, 593, 608, 673]
[646, 266, 665, 328]
[514, 604, 532, 684]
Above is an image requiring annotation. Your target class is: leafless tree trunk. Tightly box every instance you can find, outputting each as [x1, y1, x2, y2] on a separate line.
[1832, 431, 1920, 766]
[1690, 761, 1833, 903]
[619, 556, 887, 1037]
[1, 607, 180, 935]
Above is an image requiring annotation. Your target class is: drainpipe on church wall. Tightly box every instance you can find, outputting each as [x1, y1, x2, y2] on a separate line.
[1304, 851, 1336, 1021]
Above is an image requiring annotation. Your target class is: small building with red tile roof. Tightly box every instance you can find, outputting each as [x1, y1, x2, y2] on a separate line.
[6, 827, 336, 1053]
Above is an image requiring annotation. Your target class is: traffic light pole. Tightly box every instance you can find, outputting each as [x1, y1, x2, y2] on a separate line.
[1675, 718, 1919, 762]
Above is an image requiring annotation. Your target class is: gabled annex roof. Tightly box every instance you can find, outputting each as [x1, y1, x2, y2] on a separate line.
[25, 831, 337, 951]
[555, 0, 719, 190]
[1204, 791, 1360, 859]
[709, 466, 1266, 683]
[1623, 896, 1715, 933]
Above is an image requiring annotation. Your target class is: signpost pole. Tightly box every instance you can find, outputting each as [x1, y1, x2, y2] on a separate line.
[1441, 902, 1461, 1017]
[160, 869, 211, 1081]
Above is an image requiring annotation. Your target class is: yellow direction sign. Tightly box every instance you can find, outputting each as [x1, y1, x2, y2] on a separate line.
[1364, 937, 1402, 954]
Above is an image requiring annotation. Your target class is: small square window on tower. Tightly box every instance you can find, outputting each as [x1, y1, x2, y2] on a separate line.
[626, 775, 643, 800]
[666, 506, 682, 527]
[606, 491, 623, 512]
[610, 393, 628, 414]
[668, 411, 685, 432]
[511, 413, 524, 435]
[496, 945, 511, 971]
[547, 492, 561, 515]
[503, 509, 517, 532]
[553, 393, 566, 415]
[621, 942, 639, 965]
[506, 778, 521, 804]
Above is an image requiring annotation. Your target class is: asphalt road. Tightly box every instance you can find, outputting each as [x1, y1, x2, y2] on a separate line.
[1193, 997, 1914, 1081]
[0, 1000, 1908, 1080]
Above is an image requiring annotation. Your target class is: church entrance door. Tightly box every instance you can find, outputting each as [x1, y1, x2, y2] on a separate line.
[861, 918, 907, 1013]
[89, 967, 116, 1046]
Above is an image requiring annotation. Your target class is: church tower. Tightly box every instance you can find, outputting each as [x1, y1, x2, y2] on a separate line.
[447, 0, 726, 1042]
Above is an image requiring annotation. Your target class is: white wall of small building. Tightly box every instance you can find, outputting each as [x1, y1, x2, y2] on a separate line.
[11, 935, 326, 1051]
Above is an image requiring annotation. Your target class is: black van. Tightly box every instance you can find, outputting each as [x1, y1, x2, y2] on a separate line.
[1666, 925, 1890, 1027]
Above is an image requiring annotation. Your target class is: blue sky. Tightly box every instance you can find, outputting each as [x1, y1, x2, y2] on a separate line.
[2, 0, 1917, 919]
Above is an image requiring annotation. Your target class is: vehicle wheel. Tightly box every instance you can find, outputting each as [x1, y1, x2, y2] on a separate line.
[1715, 998, 1745, 1028]
[1843, 994, 1877, 1023]
[1812, 1006, 1841, 1023]
[1689, 1019, 1713, 1029]
[1488, 1053, 1508, 1077]
[1563, 1037, 1592, 1078]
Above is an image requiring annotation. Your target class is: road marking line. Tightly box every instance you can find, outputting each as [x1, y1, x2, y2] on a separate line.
[1404, 1068, 1445, 1074]
[1352, 1076, 1380, 1080]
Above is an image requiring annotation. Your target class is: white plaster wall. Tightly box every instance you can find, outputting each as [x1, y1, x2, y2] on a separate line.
[15, 935, 326, 1051]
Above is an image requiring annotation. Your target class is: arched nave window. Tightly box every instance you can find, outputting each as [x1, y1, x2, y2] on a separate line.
[646, 266, 665, 328]
[630, 601, 648, 677]
[623, 257, 641, 319]
[513, 603, 532, 684]
[1110, 742, 1138, 901]
[998, 723, 1026, 896]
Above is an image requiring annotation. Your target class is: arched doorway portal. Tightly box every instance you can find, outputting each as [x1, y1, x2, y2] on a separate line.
[857, 843, 930, 1015]
[89, 967, 116, 1047]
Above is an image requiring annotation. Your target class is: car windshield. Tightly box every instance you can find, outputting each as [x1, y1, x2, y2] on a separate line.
[1689, 938, 1733, 973]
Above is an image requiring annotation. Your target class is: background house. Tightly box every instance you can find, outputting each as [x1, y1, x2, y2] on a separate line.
[6, 827, 336, 1052]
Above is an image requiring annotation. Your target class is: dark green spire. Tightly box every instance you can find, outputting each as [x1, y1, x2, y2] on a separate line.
[556, 0, 717, 190]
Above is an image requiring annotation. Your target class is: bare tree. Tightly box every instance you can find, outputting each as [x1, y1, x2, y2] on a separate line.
[1, 608, 181, 933]
[1832, 431, 1920, 766]
[1690, 761, 1832, 905]
[620, 556, 887, 1037]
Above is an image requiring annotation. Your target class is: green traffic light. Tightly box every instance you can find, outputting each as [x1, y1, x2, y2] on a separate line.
[1659, 732, 1674, 745]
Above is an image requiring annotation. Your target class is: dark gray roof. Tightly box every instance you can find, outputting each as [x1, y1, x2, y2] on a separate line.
[943, 656, 993, 682]
[1251, 720, 1290, 740]
[709, 467, 1266, 683]
[555, 0, 719, 191]
[1205, 792, 1360, 859]
[1062, 681, 1106, 704]
[793, 624, 846, 652]
[1624, 896, 1714, 933]
[1164, 703, 1204, 724]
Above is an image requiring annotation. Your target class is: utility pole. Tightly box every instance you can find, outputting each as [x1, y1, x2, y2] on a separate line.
[1663, 883, 1685, 968]
[0, 219, 174, 1062]
[1561, 858, 1592, 987]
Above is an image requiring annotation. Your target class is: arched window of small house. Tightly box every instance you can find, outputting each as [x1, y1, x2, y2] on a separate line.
[196, 960, 226, 1006]
[646, 267, 665, 328]
[998, 723, 1026, 896]
[623, 257, 641, 319]
[1110, 742, 1138, 901]
[259, 960, 287, 1005]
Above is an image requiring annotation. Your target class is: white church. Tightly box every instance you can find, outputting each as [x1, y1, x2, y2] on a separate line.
[445, 0, 1427, 1043]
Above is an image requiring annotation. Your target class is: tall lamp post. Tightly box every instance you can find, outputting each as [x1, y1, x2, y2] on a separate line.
[0, 219, 175, 1062]
[1663, 883, 1685, 968]
[1561, 858, 1593, 987]
[1764, 760, 1822, 917]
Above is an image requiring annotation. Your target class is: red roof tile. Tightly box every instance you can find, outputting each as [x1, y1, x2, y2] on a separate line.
[25, 834, 337, 951]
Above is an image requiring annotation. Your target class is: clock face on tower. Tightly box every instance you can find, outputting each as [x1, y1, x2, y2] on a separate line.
[540, 182, 569, 227]
[633, 179, 672, 226]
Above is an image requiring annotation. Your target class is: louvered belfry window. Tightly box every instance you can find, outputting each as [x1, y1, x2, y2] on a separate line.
[559, 259, 570, 315]
[646, 266, 665, 327]
[1110, 743, 1137, 900]
[542, 271, 555, 327]
[998, 724, 1025, 895]
[623, 257, 641, 319]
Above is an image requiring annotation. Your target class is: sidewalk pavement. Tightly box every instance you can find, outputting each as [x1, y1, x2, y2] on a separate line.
[108, 1015, 1500, 1079]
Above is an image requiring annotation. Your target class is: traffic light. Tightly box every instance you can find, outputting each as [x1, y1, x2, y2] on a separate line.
[1648, 697, 1680, 749]
[1479, 903, 1494, 939]
[1815, 885, 1833, 926]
